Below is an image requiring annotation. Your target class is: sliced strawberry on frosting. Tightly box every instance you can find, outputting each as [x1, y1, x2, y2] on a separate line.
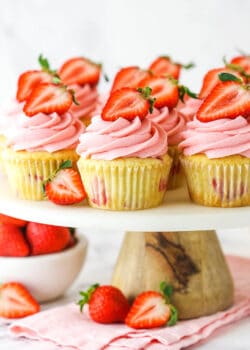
[199, 67, 243, 100]
[149, 56, 194, 80]
[16, 55, 56, 102]
[59, 57, 101, 86]
[197, 73, 250, 122]
[23, 83, 76, 117]
[101, 87, 154, 121]
[230, 55, 250, 75]
[139, 76, 179, 109]
[111, 66, 151, 93]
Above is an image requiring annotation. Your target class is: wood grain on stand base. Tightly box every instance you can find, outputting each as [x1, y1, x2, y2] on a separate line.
[112, 230, 234, 319]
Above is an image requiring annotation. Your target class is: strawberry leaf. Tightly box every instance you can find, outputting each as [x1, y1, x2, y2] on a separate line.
[167, 304, 178, 326]
[39, 54, 50, 71]
[160, 281, 173, 301]
[218, 72, 242, 83]
[77, 284, 99, 312]
[59, 160, 72, 170]
[182, 62, 195, 70]
[69, 89, 80, 106]
[178, 85, 197, 102]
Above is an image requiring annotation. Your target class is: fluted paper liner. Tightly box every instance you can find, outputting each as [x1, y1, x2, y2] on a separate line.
[0, 135, 7, 174]
[168, 145, 186, 190]
[2, 148, 79, 200]
[181, 154, 250, 207]
[77, 154, 172, 210]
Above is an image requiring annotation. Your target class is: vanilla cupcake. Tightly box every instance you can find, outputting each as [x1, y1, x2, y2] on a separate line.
[2, 110, 84, 200]
[180, 116, 250, 207]
[77, 116, 172, 210]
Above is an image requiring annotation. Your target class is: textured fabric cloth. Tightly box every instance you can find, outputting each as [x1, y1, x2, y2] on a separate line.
[9, 256, 250, 350]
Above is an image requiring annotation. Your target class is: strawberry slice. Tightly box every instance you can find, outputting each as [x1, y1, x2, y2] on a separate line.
[16, 54, 56, 102]
[16, 70, 53, 102]
[0, 282, 40, 318]
[139, 76, 179, 109]
[199, 67, 243, 100]
[111, 66, 151, 92]
[101, 87, 154, 121]
[125, 282, 177, 329]
[44, 161, 86, 205]
[23, 83, 75, 117]
[59, 57, 101, 86]
[197, 74, 250, 122]
[149, 56, 194, 80]
[230, 55, 250, 75]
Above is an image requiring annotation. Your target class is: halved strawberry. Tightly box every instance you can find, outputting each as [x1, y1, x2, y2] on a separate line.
[230, 56, 250, 75]
[197, 74, 250, 122]
[16, 70, 52, 102]
[125, 291, 171, 329]
[101, 87, 154, 121]
[111, 66, 151, 93]
[44, 161, 86, 205]
[59, 57, 101, 86]
[149, 56, 194, 80]
[139, 76, 179, 109]
[23, 83, 75, 117]
[199, 67, 243, 100]
[16, 54, 56, 102]
[0, 282, 40, 318]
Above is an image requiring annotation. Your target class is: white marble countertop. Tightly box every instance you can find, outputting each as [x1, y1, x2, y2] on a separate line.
[1, 228, 250, 349]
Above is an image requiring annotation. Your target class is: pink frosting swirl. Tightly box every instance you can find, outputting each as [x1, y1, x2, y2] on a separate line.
[69, 84, 99, 119]
[76, 116, 168, 160]
[6, 110, 84, 152]
[176, 97, 203, 122]
[146, 107, 186, 145]
[179, 116, 250, 158]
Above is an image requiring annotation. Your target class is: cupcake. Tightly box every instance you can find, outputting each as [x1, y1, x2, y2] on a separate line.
[139, 76, 201, 189]
[58, 57, 101, 126]
[2, 75, 84, 200]
[180, 73, 250, 207]
[76, 87, 172, 210]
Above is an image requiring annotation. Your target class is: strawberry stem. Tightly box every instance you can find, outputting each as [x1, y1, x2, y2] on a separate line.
[182, 62, 195, 70]
[218, 72, 242, 83]
[38, 54, 58, 77]
[167, 304, 178, 326]
[137, 87, 155, 113]
[77, 284, 99, 312]
[69, 89, 80, 106]
[178, 85, 198, 102]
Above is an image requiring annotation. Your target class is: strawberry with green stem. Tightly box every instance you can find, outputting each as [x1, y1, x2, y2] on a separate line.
[78, 284, 130, 324]
[125, 281, 178, 329]
[43, 160, 86, 205]
[197, 72, 250, 122]
[139, 76, 197, 109]
[16, 54, 59, 102]
[101, 87, 155, 121]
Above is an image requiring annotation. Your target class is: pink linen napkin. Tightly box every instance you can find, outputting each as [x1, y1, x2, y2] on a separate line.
[9, 255, 250, 350]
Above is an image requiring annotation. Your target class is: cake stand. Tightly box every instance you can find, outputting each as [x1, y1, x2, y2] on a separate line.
[0, 173, 249, 319]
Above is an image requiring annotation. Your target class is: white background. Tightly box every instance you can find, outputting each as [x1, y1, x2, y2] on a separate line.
[1, 0, 250, 100]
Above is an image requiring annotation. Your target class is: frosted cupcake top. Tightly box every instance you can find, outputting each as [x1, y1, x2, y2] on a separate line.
[76, 115, 168, 160]
[4, 102, 84, 152]
[69, 84, 99, 119]
[176, 97, 203, 122]
[146, 107, 186, 145]
[179, 116, 250, 158]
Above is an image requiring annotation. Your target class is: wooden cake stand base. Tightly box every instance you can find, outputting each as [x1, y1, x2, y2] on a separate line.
[112, 230, 234, 319]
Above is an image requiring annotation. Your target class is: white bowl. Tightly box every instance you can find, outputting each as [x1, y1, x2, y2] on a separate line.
[0, 234, 88, 303]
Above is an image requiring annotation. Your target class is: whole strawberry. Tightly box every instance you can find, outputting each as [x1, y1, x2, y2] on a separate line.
[0, 213, 27, 227]
[26, 222, 71, 255]
[78, 284, 130, 324]
[0, 223, 29, 257]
